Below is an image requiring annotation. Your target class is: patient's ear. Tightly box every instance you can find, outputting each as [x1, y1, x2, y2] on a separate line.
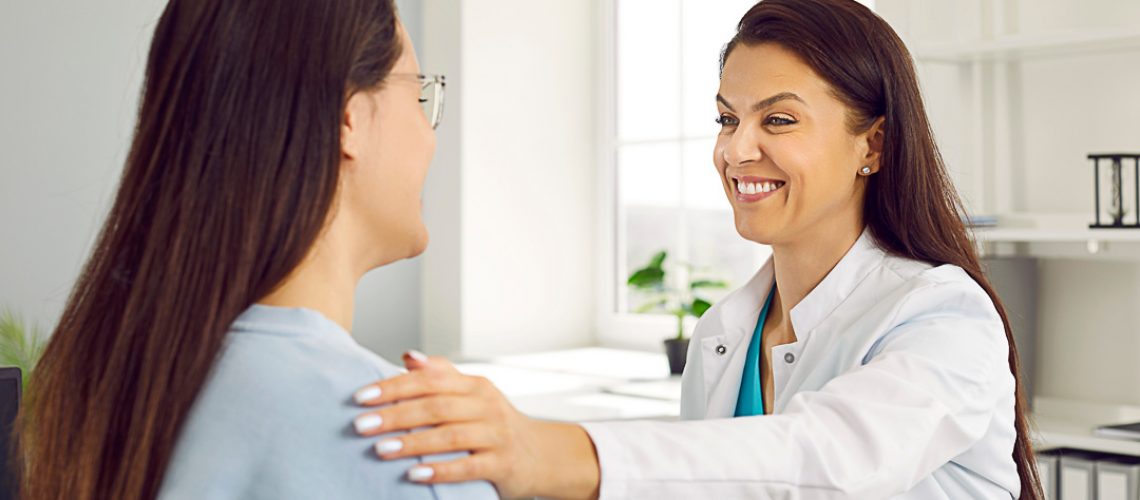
[340, 92, 372, 162]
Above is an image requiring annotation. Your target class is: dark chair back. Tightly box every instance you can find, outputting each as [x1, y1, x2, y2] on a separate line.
[0, 367, 21, 500]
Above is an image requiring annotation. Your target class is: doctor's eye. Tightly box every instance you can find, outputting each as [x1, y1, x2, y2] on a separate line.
[715, 114, 739, 127]
[764, 114, 797, 126]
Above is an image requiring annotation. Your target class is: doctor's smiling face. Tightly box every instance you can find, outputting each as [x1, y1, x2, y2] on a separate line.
[714, 42, 883, 247]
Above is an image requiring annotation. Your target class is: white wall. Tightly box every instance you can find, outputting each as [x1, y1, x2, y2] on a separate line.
[0, 0, 165, 333]
[0, 0, 426, 361]
[1037, 259, 1140, 405]
[420, 0, 597, 358]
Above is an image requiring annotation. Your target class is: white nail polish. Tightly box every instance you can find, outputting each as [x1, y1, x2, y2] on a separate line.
[408, 466, 434, 482]
[353, 414, 382, 434]
[375, 439, 404, 455]
[354, 386, 382, 404]
[407, 350, 429, 362]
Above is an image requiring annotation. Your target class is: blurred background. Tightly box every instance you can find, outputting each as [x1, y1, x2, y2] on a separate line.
[4, 2, 1140, 493]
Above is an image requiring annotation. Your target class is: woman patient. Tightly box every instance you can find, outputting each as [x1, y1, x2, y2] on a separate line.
[15, 0, 495, 499]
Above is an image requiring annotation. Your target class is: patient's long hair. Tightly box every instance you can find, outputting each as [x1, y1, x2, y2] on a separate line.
[16, 0, 401, 498]
[723, 1, 1041, 498]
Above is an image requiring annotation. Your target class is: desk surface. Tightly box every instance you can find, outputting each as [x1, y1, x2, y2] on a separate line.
[456, 347, 682, 422]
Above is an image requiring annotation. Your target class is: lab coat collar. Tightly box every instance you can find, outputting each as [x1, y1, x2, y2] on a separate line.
[788, 229, 886, 339]
[715, 259, 776, 343]
[698, 228, 886, 417]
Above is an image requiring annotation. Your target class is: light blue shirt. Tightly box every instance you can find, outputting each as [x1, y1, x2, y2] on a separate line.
[159, 305, 499, 500]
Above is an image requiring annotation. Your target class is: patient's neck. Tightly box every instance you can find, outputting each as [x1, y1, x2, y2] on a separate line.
[259, 230, 361, 334]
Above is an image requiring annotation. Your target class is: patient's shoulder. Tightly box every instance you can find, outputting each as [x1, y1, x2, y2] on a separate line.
[159, 307, 496, 500]
[210, 326, 401, 410]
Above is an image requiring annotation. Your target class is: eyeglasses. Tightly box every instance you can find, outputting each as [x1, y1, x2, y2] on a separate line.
[391, 73, 446, 130]
[419, 74, 446, 130]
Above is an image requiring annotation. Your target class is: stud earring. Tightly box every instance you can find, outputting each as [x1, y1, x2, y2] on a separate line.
[860, 166, 872, 175]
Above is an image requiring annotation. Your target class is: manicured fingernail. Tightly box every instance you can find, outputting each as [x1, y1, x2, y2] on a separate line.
[353, 414, 382, 434]
[375, 439, 404, 455]
[354, 386, 382, 404]
[407, 350, 429, 363]
[408, 466, 434, 482]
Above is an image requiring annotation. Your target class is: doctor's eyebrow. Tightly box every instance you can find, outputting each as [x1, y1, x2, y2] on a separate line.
[716, 92, 806, 112]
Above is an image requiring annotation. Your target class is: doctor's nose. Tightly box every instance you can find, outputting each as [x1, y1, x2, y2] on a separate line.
[721, 128, 763, 167]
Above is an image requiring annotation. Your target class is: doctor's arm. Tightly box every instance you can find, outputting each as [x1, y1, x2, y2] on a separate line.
[350, 282, 1011, 499]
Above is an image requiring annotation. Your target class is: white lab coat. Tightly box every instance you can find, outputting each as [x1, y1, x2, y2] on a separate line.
[581, 230, 1021, 499]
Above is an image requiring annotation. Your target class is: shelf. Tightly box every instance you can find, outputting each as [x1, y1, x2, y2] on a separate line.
[969, 213, 1140, 248]
[914, 29, 1140, 63]
[1036, 417, 1140, 457]
[1033, 397, 1140, 457]
[974, 227, 1140, 244]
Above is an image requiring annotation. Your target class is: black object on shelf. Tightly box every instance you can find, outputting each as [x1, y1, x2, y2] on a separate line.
[1089, 153, 1140, 229]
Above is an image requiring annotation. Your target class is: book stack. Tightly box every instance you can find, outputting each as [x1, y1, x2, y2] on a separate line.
[963, 214, 999, 228]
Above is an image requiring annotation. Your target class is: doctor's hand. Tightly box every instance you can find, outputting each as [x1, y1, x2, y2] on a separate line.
[351, 352, 601, 500]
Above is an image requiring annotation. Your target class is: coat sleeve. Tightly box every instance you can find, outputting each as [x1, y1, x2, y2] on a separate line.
[579, 279, 1015, 499]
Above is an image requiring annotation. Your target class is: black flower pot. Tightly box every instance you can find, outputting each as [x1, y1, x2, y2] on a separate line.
[663, 338, 690, 375]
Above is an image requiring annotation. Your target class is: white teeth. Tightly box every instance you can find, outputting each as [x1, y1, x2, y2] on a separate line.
[737, 180, 784, 195]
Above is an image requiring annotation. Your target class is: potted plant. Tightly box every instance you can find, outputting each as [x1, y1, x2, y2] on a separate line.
[0, 308, 47, 392]
[627, 251, 727, 375]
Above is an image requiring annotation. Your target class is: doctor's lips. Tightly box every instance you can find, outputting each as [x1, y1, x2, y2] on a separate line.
[732, 175, 786, 203]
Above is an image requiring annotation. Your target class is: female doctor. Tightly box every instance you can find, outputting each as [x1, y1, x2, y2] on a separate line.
[349, 0, 1042, 498]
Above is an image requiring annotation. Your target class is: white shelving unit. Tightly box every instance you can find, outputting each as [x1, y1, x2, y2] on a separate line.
[904, 2, 1140, 459]
[913, 20, 1140, 254]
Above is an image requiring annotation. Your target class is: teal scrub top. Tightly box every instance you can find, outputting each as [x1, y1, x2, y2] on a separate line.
[734, 287, 776, 417]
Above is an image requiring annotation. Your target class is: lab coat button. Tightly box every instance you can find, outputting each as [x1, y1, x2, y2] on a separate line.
[784, 352, 795, 364]
[715, 345, 727, 356]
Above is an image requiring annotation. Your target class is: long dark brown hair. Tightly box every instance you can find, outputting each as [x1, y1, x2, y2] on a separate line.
[723, 1, 1041, 498]
[15, 0, 402, 498]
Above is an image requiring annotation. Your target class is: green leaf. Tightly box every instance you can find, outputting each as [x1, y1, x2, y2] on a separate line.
[690, 279, 728, 290]
[633, 298, 668, 314]
[627, 267, 665, 288]
[648, 251, 667, 269]
[0, 308, 47, 393]
[690, 298, 713, 318]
